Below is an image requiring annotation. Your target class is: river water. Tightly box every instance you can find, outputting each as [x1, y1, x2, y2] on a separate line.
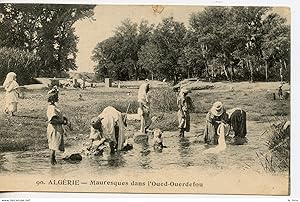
[0, 122, 268, 177]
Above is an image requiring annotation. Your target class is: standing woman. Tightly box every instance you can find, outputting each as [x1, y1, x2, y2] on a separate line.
[204, 101, 228, 145]
[177, 88, 193, 138]
[46, 87, 69, 165]
[137, 80, 151, 133]
[3, 72, 19, 116]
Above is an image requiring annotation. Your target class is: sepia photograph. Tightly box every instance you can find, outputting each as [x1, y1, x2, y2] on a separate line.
[0, 2, 294, 196]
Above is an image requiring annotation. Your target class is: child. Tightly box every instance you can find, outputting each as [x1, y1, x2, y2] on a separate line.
[153, 128, 166, 149]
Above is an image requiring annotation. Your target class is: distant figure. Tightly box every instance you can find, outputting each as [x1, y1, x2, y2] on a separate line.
[137, 80, 151, 133]
[46, 87, 69, 165]
[3, 72, 20, 116]
[89, 106, 129, 153]
[278, 84, 283, 99]
[79, 94, 83, 100]
[177, 88, 194, 138]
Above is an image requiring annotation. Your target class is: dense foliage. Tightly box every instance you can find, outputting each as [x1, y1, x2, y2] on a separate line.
[0, 47, 40, 85]
[0, 4, 95, 84]
[92, 7, 290, 83]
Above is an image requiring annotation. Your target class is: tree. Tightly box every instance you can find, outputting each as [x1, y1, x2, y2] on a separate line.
[0, 4, 95, 78]
[92, 19, 154, 81]
[138, 17, 187, 84]
[187, 6, 290, 82]
[92, 6, 290, 83]
[188, 7, 238, 81]
[261, 12, 290, 82]
[230, 7, 270, 82]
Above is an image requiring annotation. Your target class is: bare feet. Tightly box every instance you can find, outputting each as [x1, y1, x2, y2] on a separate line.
[50, 158, 57, 165]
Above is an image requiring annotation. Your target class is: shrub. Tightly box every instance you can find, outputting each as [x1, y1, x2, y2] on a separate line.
[0, 47, 41, 85]
[149, 87, 178, 112]
[257, 118, 290, 172]
[149, 112, 178, 131]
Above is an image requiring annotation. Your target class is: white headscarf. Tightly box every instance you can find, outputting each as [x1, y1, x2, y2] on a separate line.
[3, 72, 17, 88]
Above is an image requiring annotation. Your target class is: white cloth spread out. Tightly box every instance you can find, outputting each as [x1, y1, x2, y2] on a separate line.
[203, 122, 227, 154]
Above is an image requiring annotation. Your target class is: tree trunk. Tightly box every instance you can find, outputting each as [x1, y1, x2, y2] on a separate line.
[7, 58, 11, 69]
[265, 60, 268, 81]
[212, 65, 215, 81]
[278, 59, 284, 82]
[205, 62, 209, 81]
[223, 65, 230, 81]
[231, 65, 235, 81]
[134, 63, 138, 80]
[283, 60, 287, 70]
[249, 60, 253, 82]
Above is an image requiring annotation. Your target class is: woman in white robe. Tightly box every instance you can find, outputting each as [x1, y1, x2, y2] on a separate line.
[46, 87, 69, 165]
[3, 72, 19, 116]
[90, 106, 128, 153]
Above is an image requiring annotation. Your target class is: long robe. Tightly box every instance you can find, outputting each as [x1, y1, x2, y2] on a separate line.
[177, 94, 192, 132]
[90, 106, 127, 151]
[227, 108, 247, 138]
[137, 83, 151, 132]
[4, 80, 19, 113]
[47, 104, 65, 152]
[204, 110, 228, 145]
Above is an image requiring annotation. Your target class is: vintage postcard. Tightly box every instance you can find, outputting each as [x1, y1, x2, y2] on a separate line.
[0, 2, 293, 196]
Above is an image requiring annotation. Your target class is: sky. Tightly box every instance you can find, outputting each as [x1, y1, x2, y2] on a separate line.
[73, 5, 291, 73]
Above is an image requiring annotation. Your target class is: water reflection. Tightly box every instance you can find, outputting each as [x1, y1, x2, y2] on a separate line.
[138, 142, 152, 169]
[0, 129, 262, 175]
[107, 152, 126, 168]
[178, 137, 193, 167]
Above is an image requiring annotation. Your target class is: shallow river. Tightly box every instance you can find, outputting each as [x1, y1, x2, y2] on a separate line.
[0, 122, 269, 177]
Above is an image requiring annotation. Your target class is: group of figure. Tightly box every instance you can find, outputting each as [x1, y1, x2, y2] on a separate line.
[2, 72, 247, 165]
[176, 87, 247, 145]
